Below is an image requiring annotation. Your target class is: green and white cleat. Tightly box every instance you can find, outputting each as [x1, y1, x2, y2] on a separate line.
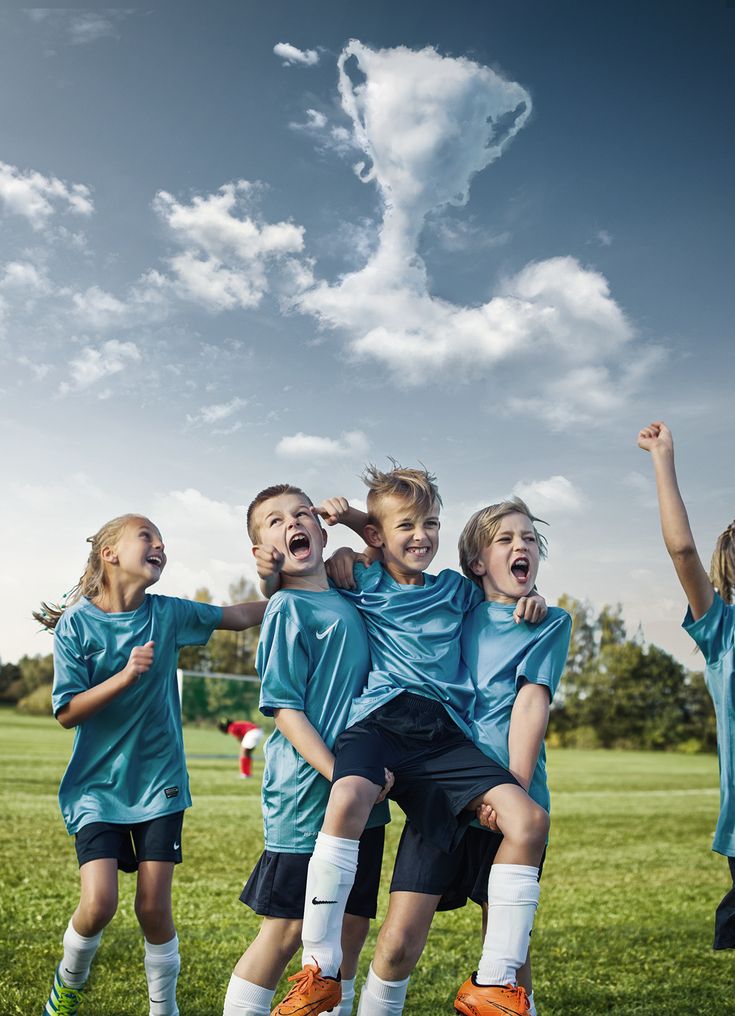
[44, 965, 84, 1015]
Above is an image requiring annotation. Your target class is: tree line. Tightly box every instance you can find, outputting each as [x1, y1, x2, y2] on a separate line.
[1, 583, 717, 752]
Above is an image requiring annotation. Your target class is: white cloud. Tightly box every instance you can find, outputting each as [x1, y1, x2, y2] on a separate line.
[513, 475, 586, 514]
[290, 108, 328, 131]
[276, 430, 369, 460]
[0, 260, 50, 293]
[58, 339, 141, 395]
[187, 396, 248, 426]
[0, 160, 93, 229]
[25, 9, 131, 45]
[287, 41, 655, 424]
[152, 182, 304, 311]
[273, 42, 319, 67]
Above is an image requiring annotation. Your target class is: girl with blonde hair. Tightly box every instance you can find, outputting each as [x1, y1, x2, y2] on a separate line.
[36, 513, 265, 1016]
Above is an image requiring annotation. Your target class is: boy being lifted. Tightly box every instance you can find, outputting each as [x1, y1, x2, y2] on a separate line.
[262, 465, 549, 1016]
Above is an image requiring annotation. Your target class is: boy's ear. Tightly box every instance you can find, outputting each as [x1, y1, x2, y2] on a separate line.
[363, 523, 383, 549]
[321, 527, 328, 547]
[470, 558, 486, 577]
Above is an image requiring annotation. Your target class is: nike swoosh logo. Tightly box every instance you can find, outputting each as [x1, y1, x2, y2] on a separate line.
[457, 997, 519, 1016]
[312, 896, 337, 905]
[315, 621, 338, 640]
[173, 841, 180, 850]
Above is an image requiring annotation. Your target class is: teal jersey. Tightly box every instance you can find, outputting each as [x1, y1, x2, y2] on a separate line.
[462, 603, 571, 813]
[52, 594, 223, 834]
[683, 594, 735, 857]
[257, 588, 389, 853]
[340, 563, 482, 737]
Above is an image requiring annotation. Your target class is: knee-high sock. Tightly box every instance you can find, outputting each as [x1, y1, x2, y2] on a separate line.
[240, 756, 252, 777]
[476, 864, 540, 986]
[301, 833, 359, 977]
[144, 935, 181, 1016]
[222, 973, 275, 1016]
[60, 920, 102, 988]
[324, 976, 356, 1015]
[356, 966, 410, 1016]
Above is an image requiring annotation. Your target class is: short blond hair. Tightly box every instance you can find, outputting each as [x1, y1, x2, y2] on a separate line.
[362, 461, 442, 526]
[458, 497, 548, 587]
[246, 484, 313, 543]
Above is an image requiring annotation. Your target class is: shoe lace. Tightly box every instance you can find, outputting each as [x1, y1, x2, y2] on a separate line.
[54, 984, 82, 1015]
[502, 984, 530, 1011]
[286, 962, 326, 996]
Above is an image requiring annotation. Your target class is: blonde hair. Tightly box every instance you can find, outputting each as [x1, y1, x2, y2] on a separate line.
[362, 461, 442, 526]
[33, 513, 152, 630]
[246, 484, 313, 543]
[710, 521, 735, 605]
[458, 496, 548, 588]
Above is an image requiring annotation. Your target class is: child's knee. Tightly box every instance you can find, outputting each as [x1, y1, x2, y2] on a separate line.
[328, 776, 377, 822]
[518, 801, 549, 847]
[79, 890, 117, 930]
[134, 895, 172, 933]
[374, 919, 424, 977]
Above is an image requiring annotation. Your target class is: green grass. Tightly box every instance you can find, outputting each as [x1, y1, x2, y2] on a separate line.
[1, 710, 732, 1015]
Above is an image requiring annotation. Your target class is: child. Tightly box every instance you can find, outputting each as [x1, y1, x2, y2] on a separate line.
[265, 465, 550, 1016]
[222, 485, 390, 1016]
[219, 718, 265, 778]
[35, 513, 266, 1016]
[639, 421, 735, 949]
[358, 497, 571, 1016]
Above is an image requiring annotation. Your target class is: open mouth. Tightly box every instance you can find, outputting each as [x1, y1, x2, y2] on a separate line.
[288, 532, 311, 560]
[146, 555, 163, 568]
[511, 557, 530, 581]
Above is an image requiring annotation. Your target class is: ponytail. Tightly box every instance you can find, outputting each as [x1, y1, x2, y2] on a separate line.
[710, 521, 735, 605]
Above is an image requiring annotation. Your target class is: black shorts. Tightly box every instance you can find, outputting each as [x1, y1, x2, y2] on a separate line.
[240, 825, 385, 920]
[332, 693, 518, 852]
[75, 811, 185, 872]
[714, 856, 735, 950]
[391, 822, 546, 911]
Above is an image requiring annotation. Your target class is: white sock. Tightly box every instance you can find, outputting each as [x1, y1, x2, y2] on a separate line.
[324, 975, 355, 1015]
[356, 965, 410, 1016]
[476, 864, 540, 986]
[528, 990, 537, 1016]
[222, 973, 275, 1016]
[144, 935, 181, 1016]
[60, 920, 102, 988]
[301, 833, 359, 977]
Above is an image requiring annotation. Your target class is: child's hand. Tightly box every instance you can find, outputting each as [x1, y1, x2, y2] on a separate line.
[375, 768, 395, 803]
[325, 547, 359, 589]
[312, 497, 351, 527]
[514, 593, 547, 625]
[476, 803, 499, 832]
[253, 545, 284, 580]
[638, 420, 673, 454]
[125, 641, 154, 681]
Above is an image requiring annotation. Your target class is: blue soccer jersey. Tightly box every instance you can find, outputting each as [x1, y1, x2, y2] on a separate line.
[339, 563, 483, 737]
[257, 587, 389, 853]
[683, 594, 735, 857]
[462, 603, 571, 813]
[52, 594, 223, 834]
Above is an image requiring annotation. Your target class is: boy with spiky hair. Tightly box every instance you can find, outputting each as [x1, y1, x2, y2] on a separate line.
[222, 484, 389, 1016]
[266, 466, 551, 1016]
[358, 496, 571, 1016]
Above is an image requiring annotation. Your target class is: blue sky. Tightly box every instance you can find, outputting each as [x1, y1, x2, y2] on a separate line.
[1, 2, 733, 667]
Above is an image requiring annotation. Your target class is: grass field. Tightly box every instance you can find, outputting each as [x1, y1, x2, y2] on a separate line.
[1, 710, 733, 1016]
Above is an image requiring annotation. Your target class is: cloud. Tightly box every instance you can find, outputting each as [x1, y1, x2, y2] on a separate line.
[152, 182, 304, 311]
[290, 108, 328, 131]
[512, 475, 586, 514]
[0, 160, 93, 229]
[0, 260, 50, 293]
[276, 430, 369, 460]
[186, 397, 248, 426]
[273, 42, 319, 67]
[287, 41, 656, 425]
[58, 339, 141, 395]
[25, 9, 132, 45]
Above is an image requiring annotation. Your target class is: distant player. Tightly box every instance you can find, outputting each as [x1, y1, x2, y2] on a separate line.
[219, 718, 265, 778]
[34, 513, 265, 1016]
[639, 421, 735, 949]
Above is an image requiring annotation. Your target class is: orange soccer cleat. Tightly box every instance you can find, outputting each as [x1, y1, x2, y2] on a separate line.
[271, 962, 341, 1016]
[455, 975, 531, 1016]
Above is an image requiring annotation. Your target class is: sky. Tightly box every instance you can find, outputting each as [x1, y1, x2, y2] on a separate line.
[0, 2, 733, 668]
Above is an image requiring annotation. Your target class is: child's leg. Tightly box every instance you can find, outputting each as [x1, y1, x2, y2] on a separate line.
[240, 747, 252, 778]
[323, 913, 371, 1016]
[480, 902, 536, 1015]
[136, 861, 180, 1016]
[224, 917, 303, 1015]
[355, 892, 439, 1016]
[300, 776, 379, 977]
[63, 858, 118, 983]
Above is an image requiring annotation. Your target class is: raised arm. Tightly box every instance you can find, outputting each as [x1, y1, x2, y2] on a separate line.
[638, 421, 713, 621]
[312, 497, 369, 538]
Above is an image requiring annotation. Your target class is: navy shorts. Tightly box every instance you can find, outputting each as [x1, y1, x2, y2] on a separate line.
[74, 811, 184, 872]
[240, 825, 385, 920]
[390, 822, 546, 911]
[714, 856, 735, 950]
[332, 693, 518, 852]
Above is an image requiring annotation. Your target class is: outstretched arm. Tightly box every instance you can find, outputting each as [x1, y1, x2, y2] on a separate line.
[219, 599, 267, 630]
[638, 420, 713, 621]
[312, 497, 369, 538]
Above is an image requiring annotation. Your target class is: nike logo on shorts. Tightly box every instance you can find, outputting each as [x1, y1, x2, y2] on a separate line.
[173, 841, 180, 850]
[312, 896, 337, 905]
[315, 622, 338, 640]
